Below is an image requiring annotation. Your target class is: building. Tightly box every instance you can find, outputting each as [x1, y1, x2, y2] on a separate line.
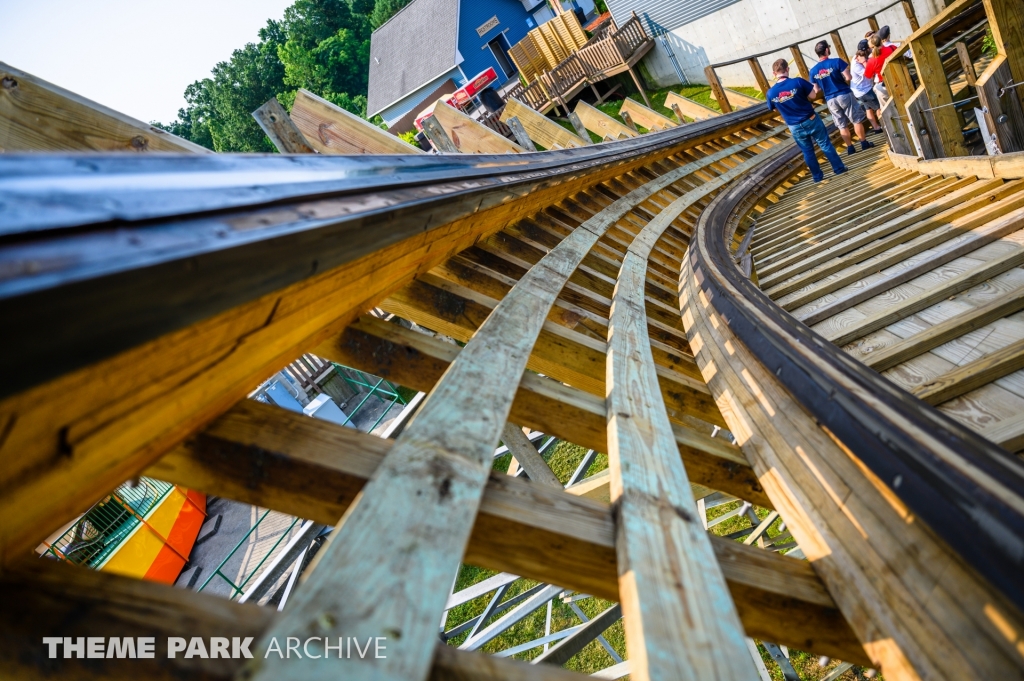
[606, 0, 944, 88]
[367, 0, 596, 131]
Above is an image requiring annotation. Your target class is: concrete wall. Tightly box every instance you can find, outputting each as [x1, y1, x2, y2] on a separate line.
[625, 0, 945, 89]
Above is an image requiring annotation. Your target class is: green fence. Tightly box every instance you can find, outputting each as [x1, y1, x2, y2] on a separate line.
[43, 477, 174, 567]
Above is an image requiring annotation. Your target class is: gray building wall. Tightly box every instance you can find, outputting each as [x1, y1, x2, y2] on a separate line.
[607, 0, 946, 89]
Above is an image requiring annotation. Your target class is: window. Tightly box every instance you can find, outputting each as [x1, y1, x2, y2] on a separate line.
[488, 34, 517, 79]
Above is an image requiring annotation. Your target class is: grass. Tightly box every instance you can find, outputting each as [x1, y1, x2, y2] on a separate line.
[550, 83, 767, 136]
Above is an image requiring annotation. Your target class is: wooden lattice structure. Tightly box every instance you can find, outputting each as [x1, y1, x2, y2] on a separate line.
[2, 5, 1024, 678]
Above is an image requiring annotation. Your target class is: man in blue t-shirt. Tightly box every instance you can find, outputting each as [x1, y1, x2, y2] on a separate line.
[812, 39, 873, 156]
[766, 58, 846, 183]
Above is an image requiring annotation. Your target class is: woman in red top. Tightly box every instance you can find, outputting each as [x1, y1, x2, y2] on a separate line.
[863, 35, 897, 83]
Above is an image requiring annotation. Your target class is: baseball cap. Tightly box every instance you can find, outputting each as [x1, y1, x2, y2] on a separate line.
[857, 39, 870, 52]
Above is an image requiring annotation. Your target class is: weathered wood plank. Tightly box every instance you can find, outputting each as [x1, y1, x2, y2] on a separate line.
[704, 65, 734, 113]
[0, 61, 209, 153]
[145, 400, 863, 662]
[665, 91, 721, 121]
[252, 97, 315, 154]
[574, 100, 638, 140]
[500, 422, 562, 488]
[431, 98, 525, 154]
[682, 255, 1024, 680]
[914, 338, 1024, 405]
[822, 227, 1024, 346]
[605, 150, 793, 676]
[861, 288, 1024, 371]
[290, 89, 422, 155]
[0, 558, 585, 681]
[316, 317, 770, 505]
[620, 97, 678, 130]
[500, 97, 587, 150]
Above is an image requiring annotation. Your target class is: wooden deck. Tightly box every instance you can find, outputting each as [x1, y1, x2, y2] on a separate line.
[751, 145, 1024, 450]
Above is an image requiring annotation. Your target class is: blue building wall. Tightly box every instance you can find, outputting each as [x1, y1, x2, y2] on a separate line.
[456, 0, 536, 82]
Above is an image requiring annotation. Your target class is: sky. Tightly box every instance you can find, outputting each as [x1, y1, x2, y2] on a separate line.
[2, 0, 297, 124]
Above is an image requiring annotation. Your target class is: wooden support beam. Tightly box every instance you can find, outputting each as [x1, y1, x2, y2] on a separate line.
[430, 98, 525, 154]
[567, 111, 592, 144]
[573, 100, 638, 140]
[977, 55, 1024, 153]
[867, 15, 880, 33]
[0, 61, 209, 153]
[681, 253, 1024, 680]
[619, 109, 638, 132]
[704, 65, 734, 113]
[421, 115, 459, 153]
[620, 97, 678, 130]
[955, 41, 977, 86]
[902, 0, 920, 31]
[748, 58, 772, 96]
[909, 33, 968, 156]
[252, 97, 315, 154]
[289, 89, 422, 155]
[789, 46, 810, 81]
[500, 422, 562, 488]
[500, 97, 587, 149]
[829, 31, 849, 64]
[881, 58, 917, 150]
[505, 116, 537, 151]
[0, 559, 588, 681]
[666, 91, 721, 121]
[0, 132, 699, 569]
[314, 316, 770, 506]
[905, 86, 938, 158]
[145, 399, 866, 663]
[913, 338, 1024, 405]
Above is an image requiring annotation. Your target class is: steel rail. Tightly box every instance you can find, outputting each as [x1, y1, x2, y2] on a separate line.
[0, 106, 771, 400]
[688, 143, 1024, 612]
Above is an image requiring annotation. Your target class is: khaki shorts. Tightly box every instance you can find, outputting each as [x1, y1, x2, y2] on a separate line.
[826, 93, 867, 128]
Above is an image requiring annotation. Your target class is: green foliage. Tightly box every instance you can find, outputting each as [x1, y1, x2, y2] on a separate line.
[593, 0, 608, 13]
[398, 129, 419, 146]
[370, 0, 412, 28]
[982, 28, 997, 55]
[155, 0, 387, 152]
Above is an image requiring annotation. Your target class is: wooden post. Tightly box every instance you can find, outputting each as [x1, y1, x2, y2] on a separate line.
[748, 58, 771, 96]
[620, 109, 638, 131]
[955, 42, 977, 86]
[252, 97, 315, 154]
[614, 38, 653, 108]
[829, 31, 849, 64]
[567, 111, 592, 144]
[902, 0, 920, 32]
[868, 15, 880, 33]
[910, 33, 968, 156]
[976, 56, 1024, 153]
[505, 117, 536, 151]
[882, 57, 915, 155]
[430, 99, 526, 154]
[704, 65, 734, 113]
[789, 46, 810, 81]
[420, 116, 458, 153]
[670, 102, 686, 123]
[501, 98, 587, 148]
[574, 100, 638, 139]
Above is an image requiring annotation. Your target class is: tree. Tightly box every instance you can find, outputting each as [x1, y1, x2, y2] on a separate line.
[370, 0, 412, 29]
[155, 0, 390, 152]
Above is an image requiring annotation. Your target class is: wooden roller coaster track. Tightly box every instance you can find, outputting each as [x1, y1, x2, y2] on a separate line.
[2, 2, 1024, 678]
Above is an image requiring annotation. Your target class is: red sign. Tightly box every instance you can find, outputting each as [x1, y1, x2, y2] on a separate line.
[447, 68, 499, 108]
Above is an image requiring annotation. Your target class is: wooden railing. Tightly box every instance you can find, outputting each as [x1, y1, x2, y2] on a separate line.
[703, 1, 918, 113]
[503, 14, 653, 115]
[882, 0, 1024, 159]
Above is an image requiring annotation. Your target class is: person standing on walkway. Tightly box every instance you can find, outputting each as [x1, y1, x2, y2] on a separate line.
[766, 58, 846, 183]
[812, 40, 875, 156]
[852, 47, 883, 133]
